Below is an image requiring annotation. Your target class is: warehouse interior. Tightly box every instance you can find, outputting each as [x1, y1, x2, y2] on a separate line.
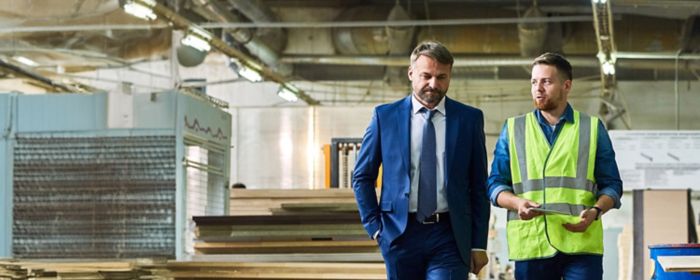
[0, 0, 700, 279]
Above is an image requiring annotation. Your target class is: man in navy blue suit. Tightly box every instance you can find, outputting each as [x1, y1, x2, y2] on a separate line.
[352, 41, 490, 280]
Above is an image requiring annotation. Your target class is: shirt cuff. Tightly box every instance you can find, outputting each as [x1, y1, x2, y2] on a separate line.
[471, 248, 487, 252]
[372, 230, 380, 240]
[597, 188, 622, 209]
[489, 184, 513, 207]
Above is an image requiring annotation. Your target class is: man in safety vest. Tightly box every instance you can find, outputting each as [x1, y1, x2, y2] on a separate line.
[487, 52, 623, 280]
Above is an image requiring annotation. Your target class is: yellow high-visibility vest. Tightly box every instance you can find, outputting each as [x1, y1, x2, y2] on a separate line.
[505, 110, 603, 261]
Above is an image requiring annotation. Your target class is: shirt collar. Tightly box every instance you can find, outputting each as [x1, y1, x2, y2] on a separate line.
[534, 103, 574, 125]
[411, 94, 446, 116]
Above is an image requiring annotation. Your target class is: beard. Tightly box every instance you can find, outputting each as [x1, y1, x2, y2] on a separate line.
[533, 90, 565, 111]
[533, 97, 558, 111]
[416, 86, 446, 106]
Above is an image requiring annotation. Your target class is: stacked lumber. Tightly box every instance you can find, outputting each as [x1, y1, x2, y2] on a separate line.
[229, 189, 359, 216]
[0, 259, 153, 279]
[193, 189, 382, 263]
[193, 214, 382, 263]
[0, 260, 386, 280]
[149, 261, 386, 279]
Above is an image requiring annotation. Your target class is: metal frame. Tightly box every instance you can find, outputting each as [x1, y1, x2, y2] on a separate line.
[330, 138, 362, 189]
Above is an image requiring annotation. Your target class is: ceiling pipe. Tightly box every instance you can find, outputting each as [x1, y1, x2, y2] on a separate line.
[616, 52, 700, 60]
[0, 59, 84, 93]
[191, 0, 288, 74]
[282, 54, 700, 71]
[281, 55, 601, 68]
[226, 0, 287, 63]
[143, 0, 318, 105]
[518, 2, 548, 57]
[384, 2, 415, 87]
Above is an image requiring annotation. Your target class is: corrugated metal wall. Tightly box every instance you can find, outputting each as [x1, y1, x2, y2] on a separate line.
[12, 134, 176, 258]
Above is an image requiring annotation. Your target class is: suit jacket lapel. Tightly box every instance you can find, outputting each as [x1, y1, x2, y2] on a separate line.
[398, 95, 412, 178]
[444, 97, 458, 187]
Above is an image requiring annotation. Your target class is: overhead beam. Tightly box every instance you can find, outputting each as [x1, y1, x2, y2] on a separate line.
[591, 0, 629, 129]
[131, 0, 319, 105]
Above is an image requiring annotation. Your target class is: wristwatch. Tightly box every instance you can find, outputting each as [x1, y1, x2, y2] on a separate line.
[591, 206, 603, 220]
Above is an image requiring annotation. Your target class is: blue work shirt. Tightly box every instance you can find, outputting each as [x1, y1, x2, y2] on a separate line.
[487, 104, 623, 209]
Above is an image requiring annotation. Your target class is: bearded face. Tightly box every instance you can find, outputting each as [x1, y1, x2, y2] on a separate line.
[531, 64, 570, 113]
[409, 55, 451, 109]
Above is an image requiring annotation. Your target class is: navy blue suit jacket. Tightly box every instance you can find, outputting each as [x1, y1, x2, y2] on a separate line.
[352, 95, 490, 266]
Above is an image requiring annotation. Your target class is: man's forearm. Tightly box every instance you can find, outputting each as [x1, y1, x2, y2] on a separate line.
[495, 191, 521, 211]
[594, 194, 615, 214]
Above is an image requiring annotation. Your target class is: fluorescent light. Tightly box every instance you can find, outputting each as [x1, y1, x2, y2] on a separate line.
[277, 87, 299, 102]
[237, 66, 263, 82]
[13, 56, 39, 67]
[122, 0, 157, 21]
[229, 59, 263, 82]
[181, 27, 212, 52]
[181, 34, 211, 52]
[602, 61, 615, 75]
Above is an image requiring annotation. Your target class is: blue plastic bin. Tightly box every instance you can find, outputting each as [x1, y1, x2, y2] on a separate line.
[649, 244, 700, 280]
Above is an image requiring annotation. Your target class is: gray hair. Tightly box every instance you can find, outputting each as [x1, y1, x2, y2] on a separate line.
[410, 41, 454, 67]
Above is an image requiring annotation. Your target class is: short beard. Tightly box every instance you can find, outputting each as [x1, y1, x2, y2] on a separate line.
[417, 87, 446, 106]
[533, 99, 557, 111]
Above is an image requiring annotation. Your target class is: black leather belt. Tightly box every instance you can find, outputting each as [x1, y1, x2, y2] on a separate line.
[411, 212, 449, 224]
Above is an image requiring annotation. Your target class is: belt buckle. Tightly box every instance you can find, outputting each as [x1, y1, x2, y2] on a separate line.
[422, 213, 439, 224]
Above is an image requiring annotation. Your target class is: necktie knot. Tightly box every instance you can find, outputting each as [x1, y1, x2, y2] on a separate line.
[423, 108, 436, 121]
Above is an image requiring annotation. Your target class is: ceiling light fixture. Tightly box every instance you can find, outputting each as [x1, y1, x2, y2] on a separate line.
[122, 0, 157, 21]
[13, 56, 39, 67]
[601, 61, 615, 75]
[593, 0, 607, 4]
[181, 26, 212, 52]
[229, 59, 263, 82]
[277, 86, 299, 102]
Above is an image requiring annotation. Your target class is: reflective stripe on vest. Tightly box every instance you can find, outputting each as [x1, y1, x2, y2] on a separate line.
[505, 110, 603, 261]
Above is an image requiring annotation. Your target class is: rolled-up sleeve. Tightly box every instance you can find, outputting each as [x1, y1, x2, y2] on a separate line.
[487, 123, 513, 207]
[594, 121, 623, 209]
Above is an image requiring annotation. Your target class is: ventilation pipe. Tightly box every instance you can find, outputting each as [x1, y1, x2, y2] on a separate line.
[191, 0, 289, 74]
[384, 2, 415, 87]
[227, 0, 286, 54]
[518, 2, 547, 57]
[332, 5, 414, 86]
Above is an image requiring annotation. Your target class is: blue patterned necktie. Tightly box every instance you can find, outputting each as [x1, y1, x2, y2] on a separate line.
[417, 108, 437, 222]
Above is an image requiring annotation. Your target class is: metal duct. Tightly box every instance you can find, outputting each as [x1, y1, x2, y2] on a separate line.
[384, 3, 414, 87]
[518, 4, 547, 57]
[191, 0, 288, 73]
[332, 6, 394, 55]
[227, 0, 286, 54]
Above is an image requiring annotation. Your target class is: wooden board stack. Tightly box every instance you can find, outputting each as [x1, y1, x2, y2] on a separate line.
[196, 189, 383, 263]
[229, 189, 361, 216]
[0, 260, 386, 280]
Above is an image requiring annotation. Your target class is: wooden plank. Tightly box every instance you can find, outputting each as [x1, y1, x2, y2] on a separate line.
[168, 271, 385, 279]
[193, 214, 361, 226]
[196, 240, 376, 249]
[194, 240, 378, 254]
[190, 253, 384, 263]
[279, 202, 358, 212]
[657, 256, 700, 272]
[197, 223, 364, 233]
[231, 189, 356, 199]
